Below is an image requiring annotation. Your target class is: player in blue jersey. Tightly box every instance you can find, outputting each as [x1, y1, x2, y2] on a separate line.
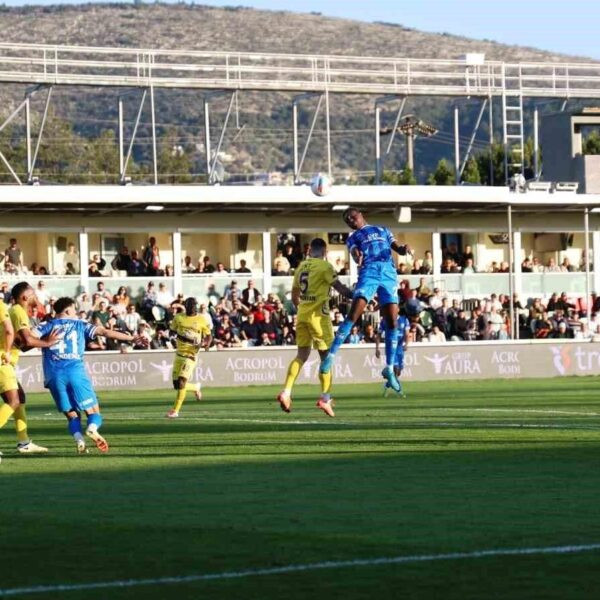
[34, 297, 138, 454]
[375, 309, 410, 396]
[320, 207, 411, 392]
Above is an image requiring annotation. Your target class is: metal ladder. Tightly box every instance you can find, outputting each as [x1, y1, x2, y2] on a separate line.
[502, 91, 525, 182]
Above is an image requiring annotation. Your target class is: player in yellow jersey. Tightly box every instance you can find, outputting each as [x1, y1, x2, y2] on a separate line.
[277, 238, 352, 417]
[0, 282, 59, 457]
[166, 297, 213, 418]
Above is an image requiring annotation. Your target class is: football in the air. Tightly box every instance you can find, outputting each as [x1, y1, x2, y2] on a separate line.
[310, 173, 332, 196]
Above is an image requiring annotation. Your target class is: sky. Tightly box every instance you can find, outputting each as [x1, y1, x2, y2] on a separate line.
[4, 0, 600, 60]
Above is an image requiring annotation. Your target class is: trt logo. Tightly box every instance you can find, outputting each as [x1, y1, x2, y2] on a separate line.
[549, 346, 572, 375]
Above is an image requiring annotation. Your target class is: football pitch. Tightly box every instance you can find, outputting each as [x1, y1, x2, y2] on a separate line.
[2, 377, 600, 599]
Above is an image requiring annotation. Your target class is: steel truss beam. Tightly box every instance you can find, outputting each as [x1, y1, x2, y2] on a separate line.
[453, 98, 489, 185]
[292, 91, 331, 184]
[0, 84, 52, 184]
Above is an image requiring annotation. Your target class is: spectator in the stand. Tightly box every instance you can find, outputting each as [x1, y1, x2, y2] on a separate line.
[429, 288, 443, 310]
[141, 282, 158, 317]
[0, 281, 10, 303]
[281, 324, 295, 345]
[236, 259, 252, 274]
[113, 286, 130, 316]
[63, 242, 80, 274]
[411, 259, 423, 275]
[143, 237, 161, 276]
[124, 304, 142, 334]
[333, 257, 345, 275]
[422, 250, 433, 274]
[272, 258, 289, 276]
[112, 246, 133, 273]
[91, 299, 111, 326]
[555, 292, 576, 312]
[416, 278, 431, 300]
[242, 279, 261, 307]
[461, 245, 474, 268]
[534, 312, 553, 338]
[96, 281, 113, 302]
[35, 280, 50, 307]
[488, 262, 499, 273]
[240, 312, 260, 346]
[488, 306, 504, 336]
[202, 256, 216, 273]
[133, 322, 152, 350]
[406, 289, 426, 316]
[4, 238, 24, 273]
[441, 258, 460, 274]
[128, 250, 147, 276]
[471, 307, 487, 338]
[451, 309, 469, 340]
[76, 291, 92, 316]
[259, 310, 278, 344]
[348, 325, 362, 344]
[398, 279, 412, 303]
[444, 242, 462, 265]
[284, 244, 300, 270]
[224, 280, 239, 302]
[407, 321, 424, 343]
[498, 261, 510, 273]
[428, 325, 446, 343]
[489, 293, 502, 312]
[463, 258, 476, 274]
[164, 265, 174, 277]
[273, 250, 290, 275]
[90, 253, 106, 273]
[521, 258, 533, 273]
[561, 257, 576, 272]
[29, 305, 41, 328]
[396, 263, 409, 275]
[551, 321, 571, 339]
[216, 262, 228, 274]
[546, 258, 561, 273]
[434, 298, 451, 336]
[362, 323, 377, 344]
[546, 292, 559, 312]
[550, 309, 568, 331]
[580, 250, 592, 272]
[182, 255, 196, 273]
[156, 282, 174, 310]
[530, 257, 543, 273]
[88, 263, 102, 277]
[30, 262, 40, 275]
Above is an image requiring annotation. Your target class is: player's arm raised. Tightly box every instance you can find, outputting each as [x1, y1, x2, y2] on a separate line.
[94, 326, 139, 345]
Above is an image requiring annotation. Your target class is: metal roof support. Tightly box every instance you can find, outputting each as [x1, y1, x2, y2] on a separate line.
[150, 85, 158, 185]
[28, 85, 53, 183]
[488, 95, 494, 186]
[119, 89, 147, 184]
[203, 90, 236, 185]
[584, 207, 591, 326]
[292, 92, 325, 184]
[459, 98, 488, 177]
[374, 96, 406, 185]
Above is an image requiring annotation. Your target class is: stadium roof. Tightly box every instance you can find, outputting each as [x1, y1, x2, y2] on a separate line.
[0, 184, 599, 215]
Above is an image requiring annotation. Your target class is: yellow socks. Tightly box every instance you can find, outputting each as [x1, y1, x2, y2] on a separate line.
[319, 370, 332, 396]
[13, 405, 29, 443]
[283, 358, 303, 394]
[185, 383, 200, 393]
[173, 389, 187, 413]
[0, 403, 15, 429]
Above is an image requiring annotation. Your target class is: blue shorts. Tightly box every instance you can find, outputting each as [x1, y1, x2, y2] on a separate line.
[45, 365, 98, 413]
[354, 262, 398, 306]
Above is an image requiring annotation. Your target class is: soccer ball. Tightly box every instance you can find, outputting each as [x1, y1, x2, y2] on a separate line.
[310, 173, 332, 196]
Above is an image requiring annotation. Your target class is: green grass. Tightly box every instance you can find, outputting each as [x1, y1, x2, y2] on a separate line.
[2, 377, 600, 599]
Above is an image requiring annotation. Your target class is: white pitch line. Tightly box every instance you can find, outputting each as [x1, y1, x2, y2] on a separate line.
[26, 416, 352, 426]
[1, 542, 599, 597]
[473, 408, 600, 417]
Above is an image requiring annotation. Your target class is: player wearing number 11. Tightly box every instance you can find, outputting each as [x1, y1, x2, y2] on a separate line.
[33, 297, 139, 454]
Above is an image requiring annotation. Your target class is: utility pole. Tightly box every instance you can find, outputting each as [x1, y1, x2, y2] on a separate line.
[380, 114, 437, 173]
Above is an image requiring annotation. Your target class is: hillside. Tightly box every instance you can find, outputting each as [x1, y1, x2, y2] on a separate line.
[0, 3, 597, 183]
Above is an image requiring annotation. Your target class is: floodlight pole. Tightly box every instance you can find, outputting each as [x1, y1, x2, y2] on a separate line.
[533, 108, 540, 179]
[488, 95, 494, 185]
[454, 105, 460, 185]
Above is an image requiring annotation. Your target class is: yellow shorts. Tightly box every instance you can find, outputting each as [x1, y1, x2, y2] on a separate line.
[296, 313, 334, 350]
[0, 363, 18, 394]
[172, 354, 197, 381]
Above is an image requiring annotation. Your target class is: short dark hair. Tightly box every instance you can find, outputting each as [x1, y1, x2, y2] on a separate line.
[342, 206, 361, 221]
[54, 297, 75, 314]
[10, 281, 32, 302]
[310, 237, 327, 252]
[184, 297, 198, 316]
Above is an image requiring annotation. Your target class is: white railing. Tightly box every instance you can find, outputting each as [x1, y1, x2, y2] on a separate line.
[1, 43, 600, 97]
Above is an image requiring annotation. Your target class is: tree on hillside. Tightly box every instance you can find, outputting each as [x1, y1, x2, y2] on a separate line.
[583, 130, 600, 155]
[461, 158, 481, 184]
[427, 159, 454, 185]
[157, 128, 194, 184]
[81, 129, 121, 184]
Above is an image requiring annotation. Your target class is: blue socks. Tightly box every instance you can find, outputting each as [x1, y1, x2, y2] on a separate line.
[67, 416, 82, 436]
[87, 413, 103, 431]
[329, 318, 354, 357]
[384, 326, 399, 368]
